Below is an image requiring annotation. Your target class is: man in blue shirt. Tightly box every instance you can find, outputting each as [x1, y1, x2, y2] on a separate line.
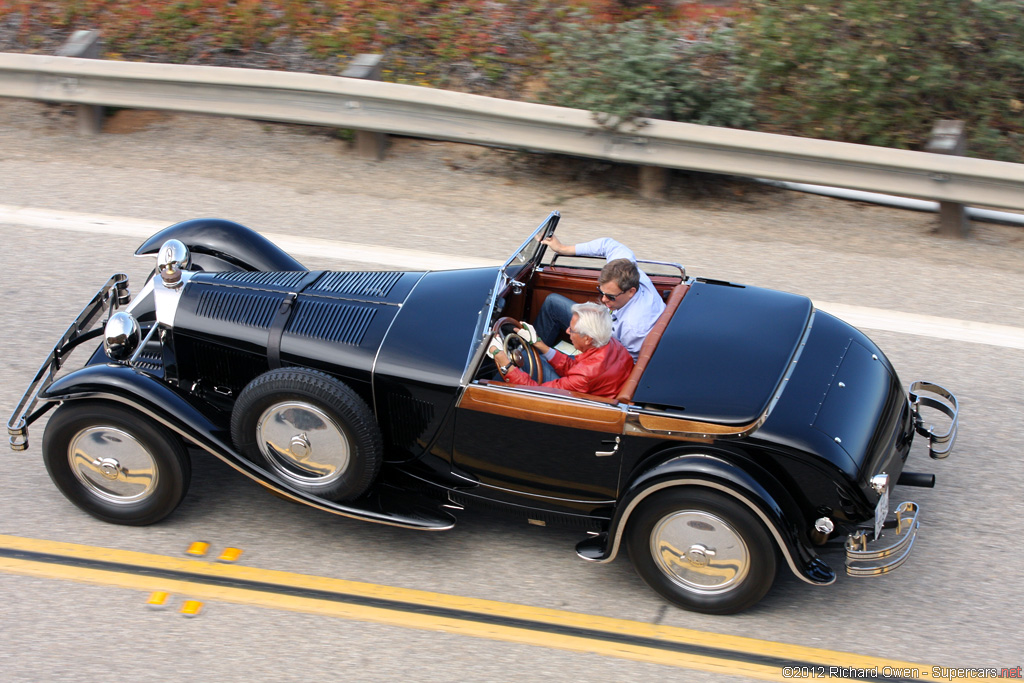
[534, 235, 666, 361]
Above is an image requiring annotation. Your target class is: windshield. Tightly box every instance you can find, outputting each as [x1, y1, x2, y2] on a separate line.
[501, 211, 559, 285]
[463, 212, 560, 382]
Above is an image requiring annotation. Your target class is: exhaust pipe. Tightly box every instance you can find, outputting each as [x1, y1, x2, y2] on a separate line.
[898, 471, 935, 488]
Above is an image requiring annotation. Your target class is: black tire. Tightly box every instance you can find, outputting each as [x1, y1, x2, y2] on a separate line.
[231, 368, 382, 502]
[625, 487, 777, 615]
[42, 401, 191, 526]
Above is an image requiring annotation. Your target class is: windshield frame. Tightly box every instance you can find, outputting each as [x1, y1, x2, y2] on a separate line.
[461, 211, 561, 385]
[500, 210, 559, 288]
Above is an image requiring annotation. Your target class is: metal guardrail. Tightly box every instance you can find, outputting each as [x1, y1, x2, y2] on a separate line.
[2, 52, 1024, 212]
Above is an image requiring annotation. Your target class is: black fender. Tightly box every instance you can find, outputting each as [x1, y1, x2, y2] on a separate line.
[135, 218, 307, 272]
[577, 452, 835, 586]
[40, 363, 454, 531]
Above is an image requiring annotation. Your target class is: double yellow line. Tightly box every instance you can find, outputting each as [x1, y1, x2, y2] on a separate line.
[0, 534, 948, 680]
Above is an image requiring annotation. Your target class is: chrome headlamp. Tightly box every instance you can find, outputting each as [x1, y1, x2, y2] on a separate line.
[104, 311, 141, 361]
[157, 239, 190, 289]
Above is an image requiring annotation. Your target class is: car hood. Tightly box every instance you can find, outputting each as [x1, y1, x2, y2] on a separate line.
[633, 279, 812, 424]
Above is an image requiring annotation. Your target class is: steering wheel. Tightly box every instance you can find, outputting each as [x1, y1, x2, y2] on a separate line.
[491, 317, 543, 383]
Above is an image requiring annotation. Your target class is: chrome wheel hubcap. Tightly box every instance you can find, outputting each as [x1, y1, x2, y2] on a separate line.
[68, 426, 159, 504]
[257, 402, 349, 484]
[651, 510, 750, 594]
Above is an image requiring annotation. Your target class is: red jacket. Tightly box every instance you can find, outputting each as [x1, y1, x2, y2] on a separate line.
[506, 338, 634, 398]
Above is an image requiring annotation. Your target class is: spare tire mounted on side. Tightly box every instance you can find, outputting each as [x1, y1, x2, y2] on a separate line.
[231, 368, 382, 502]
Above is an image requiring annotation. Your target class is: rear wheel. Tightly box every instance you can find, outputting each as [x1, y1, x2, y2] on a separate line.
[42, 401, 191, 525]
[626, 488, 777, 614]
[231, 368, 382, 502]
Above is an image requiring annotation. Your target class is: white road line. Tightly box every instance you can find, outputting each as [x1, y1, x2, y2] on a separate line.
[811, 302, 1024, 350]
[3, 204, 1022, 350]
[0, 204, 498, 270]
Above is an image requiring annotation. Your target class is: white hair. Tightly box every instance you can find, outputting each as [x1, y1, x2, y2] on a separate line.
[571, 302, 612, 347]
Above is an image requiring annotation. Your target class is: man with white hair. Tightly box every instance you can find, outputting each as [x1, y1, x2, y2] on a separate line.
[488, 302, 634, 399]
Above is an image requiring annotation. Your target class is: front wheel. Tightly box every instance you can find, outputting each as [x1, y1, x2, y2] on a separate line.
[626, 488, 777, 614]
[42, 401, 191, 525]
[231, 368, 382, 502]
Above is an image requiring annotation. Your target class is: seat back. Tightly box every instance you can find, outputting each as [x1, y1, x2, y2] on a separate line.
[615, 283, 689, 403]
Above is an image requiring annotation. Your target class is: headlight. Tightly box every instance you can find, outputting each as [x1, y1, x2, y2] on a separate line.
[104, 311, 141, 361]
[157, 239, 190, 289]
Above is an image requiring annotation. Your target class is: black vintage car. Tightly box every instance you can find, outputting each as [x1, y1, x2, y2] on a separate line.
[8, 212, 958, 614]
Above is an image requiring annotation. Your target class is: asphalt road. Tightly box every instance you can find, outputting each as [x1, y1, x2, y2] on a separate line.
[1, 101, 1022, 682]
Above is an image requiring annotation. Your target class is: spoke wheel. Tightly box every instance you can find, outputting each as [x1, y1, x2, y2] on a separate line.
[42, 402, 191, 526]
[626, 488, 776, 614]
[231, 368, 382, 502]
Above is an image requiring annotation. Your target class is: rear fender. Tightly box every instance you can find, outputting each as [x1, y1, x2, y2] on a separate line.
[135, 218, 306, 272]
[578, 452, 835, 586]
[41, 364, 453, 530]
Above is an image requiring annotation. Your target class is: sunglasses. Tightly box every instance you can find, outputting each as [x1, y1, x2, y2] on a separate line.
[596, 286, 622, 301]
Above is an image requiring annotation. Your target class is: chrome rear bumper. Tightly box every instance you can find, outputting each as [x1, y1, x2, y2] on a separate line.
[845, 501, 920, 576]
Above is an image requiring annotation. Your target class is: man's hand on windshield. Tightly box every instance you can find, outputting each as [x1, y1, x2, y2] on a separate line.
[540, 235, 575, 256]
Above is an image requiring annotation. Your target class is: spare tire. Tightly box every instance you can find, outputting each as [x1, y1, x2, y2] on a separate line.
[231, 368, 382, 502]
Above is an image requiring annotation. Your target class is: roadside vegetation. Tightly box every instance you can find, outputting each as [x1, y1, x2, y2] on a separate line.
[1, 0, 1021, 161]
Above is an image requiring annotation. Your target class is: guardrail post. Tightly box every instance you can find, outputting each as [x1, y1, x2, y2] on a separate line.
[56, 30, 104, 135]
[925, 120, 969, 238]
[638, 166, 668, 200]
[341, 54, 387, 161]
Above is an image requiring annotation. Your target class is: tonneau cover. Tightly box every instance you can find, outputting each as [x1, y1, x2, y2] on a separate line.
[633, 279, 812, 424]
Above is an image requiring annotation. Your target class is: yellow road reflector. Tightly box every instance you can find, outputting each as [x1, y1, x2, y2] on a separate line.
[181, 600, 203, 618]
[146, 591, 170, 609]
[186, 542, 210, 557]
[217, 547, 243, 563]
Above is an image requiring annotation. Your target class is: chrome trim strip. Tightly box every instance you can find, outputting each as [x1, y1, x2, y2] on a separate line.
[768, 309, 815, 418]
[459, 269, 504, 390]
[624, 413, 763, 441]
[579, 477, 832, 586]
[471, 480, 616, 506]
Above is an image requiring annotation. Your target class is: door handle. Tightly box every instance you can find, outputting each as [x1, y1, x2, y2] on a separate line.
[595, 436, 620, 457]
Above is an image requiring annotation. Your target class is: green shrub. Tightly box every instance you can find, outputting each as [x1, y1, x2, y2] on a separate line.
[532, 16, 758, 131]
[736, 0, 1024, 161]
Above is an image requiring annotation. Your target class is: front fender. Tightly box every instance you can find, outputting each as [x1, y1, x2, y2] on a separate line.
[135, 218, 306, 272]
[577, 452, 835, 586]
[41, 364, 453, 530]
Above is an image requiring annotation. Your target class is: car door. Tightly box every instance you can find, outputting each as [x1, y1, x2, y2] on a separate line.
[452, 381, 626, 510]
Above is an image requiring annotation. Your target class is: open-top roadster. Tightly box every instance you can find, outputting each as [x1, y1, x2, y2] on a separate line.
[8, 212, 958, 614]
